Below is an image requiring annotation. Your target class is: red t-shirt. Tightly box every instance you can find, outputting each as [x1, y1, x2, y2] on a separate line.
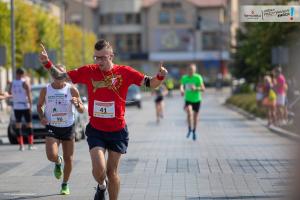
[68, 64, 144, 132]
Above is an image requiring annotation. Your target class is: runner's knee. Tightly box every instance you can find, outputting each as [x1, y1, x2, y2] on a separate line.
[92, 167, 106, 180]
[47, 153, 58, 162]
[63, 155, 73, 164]
[106, 168, 119, 181]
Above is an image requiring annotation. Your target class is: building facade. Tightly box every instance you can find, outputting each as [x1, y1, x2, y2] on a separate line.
[98, 0, 230, 81]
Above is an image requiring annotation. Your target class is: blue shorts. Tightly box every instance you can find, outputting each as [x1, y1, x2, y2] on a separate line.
[85, 123, 129, 154]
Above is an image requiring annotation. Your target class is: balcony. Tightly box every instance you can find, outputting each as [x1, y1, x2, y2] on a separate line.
[117, 52, 148, 60]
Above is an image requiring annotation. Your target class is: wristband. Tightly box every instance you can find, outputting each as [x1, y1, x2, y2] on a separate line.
[156, 74, 165, 81]
[43, 60, 52, 69]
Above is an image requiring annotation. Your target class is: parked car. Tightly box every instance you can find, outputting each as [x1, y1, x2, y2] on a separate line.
[126, 85, 142, 109]
[7, 84, 88, 144]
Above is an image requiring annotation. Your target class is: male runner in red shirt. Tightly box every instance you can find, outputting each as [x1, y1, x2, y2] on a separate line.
[39, 39, 167, 200]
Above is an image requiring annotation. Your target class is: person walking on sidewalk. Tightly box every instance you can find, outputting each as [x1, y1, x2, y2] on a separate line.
[273, 66, 288, 125]
[37, 64, 85, 195]
[9, 68, 36, 151]
[153, 83, 168, 123]
[180, 63, 205, 141]
[262, 74, 277, 126]
[39, 39, 168, 200]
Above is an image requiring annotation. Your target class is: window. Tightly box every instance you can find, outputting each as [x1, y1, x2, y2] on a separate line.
[161, 2, 181, 9]
[202, 32, 219, 50]
[135, 13, 141, 24]
[115, 34, 126, 52]
[107, 14, 113, 24]
[196, 16, 202, 30]
[175, 11, 185, 24]
[100, 14, 113, 25]
[127, 34, 133, 50]
[126, 13, 133, 24]
[114, 34, 142, 53]
[136, 34, 141, 51]
[99, 34, 106, 40]
[159, 11, 170, 24]
[100, 15, 105, 24]
[114, 13, 126, 24]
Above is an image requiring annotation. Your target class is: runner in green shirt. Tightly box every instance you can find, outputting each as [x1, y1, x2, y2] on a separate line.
[180, 63, 205, 140]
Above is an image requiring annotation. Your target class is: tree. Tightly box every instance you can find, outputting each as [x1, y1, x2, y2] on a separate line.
[14, 0, 39, 67]
[64, 24, 96, 69]
[0, 2, 11, 67]
[0, 0, 97, 79]
[232, 22, 299, 83]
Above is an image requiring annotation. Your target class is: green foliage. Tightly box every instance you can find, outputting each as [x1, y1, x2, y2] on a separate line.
[14, 0, 39, 66]
[232, 0, 300, 83]
[226, 93, 267, 118]
[0, 2, 11, 67]
[64, 24, 96, 70]
[0, 0, 97, 78]
[237, 83, 253, 94]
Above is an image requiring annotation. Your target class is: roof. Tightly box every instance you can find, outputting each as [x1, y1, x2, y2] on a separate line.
[186, 0, 226, 7]
[142, 0, 159, 7]
[74, 0, 99, 9]
[142, 0, 226, 8]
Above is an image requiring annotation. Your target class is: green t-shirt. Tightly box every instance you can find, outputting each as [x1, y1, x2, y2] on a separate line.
[181, 73, 203, 102]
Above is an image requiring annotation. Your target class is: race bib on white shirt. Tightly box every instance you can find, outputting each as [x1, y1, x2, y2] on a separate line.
[93, 100, 115, 118]
[51, 112, 68, 125]
[185, 83, 195, 91]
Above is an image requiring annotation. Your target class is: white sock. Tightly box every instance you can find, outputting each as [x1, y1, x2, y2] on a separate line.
[98, 181, 106, 190]
[56, 156, 62, 164]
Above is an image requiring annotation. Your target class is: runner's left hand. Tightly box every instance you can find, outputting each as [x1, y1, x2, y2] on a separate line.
[157, 62, 168, 77]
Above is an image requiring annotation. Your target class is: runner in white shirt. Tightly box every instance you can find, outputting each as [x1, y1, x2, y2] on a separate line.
[9, 68, 35, 151]
[37, 64, 85, 195]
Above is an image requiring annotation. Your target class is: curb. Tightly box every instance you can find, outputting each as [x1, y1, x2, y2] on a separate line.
[225, 104, 300, 141]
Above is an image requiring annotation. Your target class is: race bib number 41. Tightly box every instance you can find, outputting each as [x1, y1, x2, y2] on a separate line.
[93, 100, 115, 118]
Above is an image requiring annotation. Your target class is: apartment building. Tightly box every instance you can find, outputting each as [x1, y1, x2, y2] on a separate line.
[98, 0, 230, 80]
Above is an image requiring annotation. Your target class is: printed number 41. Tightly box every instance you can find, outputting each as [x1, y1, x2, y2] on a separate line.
[100, 108, 107, 113]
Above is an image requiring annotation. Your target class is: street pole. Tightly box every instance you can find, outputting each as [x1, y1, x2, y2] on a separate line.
[10, 0, 16, 79]
[219, 7, 225, 76]
[81, 0, 85, 65]
[60, 0, 65, 64]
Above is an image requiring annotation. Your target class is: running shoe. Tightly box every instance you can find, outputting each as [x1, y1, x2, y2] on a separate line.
[60, 183, 70, 195]
[94, 183, 107, 200]
[192, 131, 197, 141]
[54, 155, 63, 179]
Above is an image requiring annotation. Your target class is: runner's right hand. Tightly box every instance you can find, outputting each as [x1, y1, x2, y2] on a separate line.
[39, 43, 49, 64]
[71, 97, 80, 107]
[40, 117, 48, 126]
[180, 89, 184, 96]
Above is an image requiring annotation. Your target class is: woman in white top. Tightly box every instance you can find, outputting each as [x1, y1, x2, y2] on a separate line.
[37, 64, 84, 195]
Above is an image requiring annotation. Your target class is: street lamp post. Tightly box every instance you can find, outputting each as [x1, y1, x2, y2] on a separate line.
[81, 0, 85, 65]
[60, 0, 65, 64]
[10, 0, 16, 79]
